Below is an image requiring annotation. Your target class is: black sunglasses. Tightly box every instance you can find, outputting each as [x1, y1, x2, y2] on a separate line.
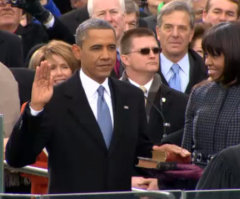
[127, 47, 161, 55]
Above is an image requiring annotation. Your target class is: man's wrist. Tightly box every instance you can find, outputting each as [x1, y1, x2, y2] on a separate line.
[29, 102, 44, 112]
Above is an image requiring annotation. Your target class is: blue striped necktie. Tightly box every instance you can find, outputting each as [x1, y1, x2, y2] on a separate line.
[168, 63, 181, 91]
[97, 86, 112, 148]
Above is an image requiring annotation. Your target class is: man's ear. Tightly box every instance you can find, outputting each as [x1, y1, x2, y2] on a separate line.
[120, 54, 130, 67]
[72, 44, 81, 61]
[156, 26, 161, 41]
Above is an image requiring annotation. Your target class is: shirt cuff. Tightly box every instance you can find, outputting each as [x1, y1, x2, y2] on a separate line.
[29, 106, 44, 116]
[43, 13, 55, 29]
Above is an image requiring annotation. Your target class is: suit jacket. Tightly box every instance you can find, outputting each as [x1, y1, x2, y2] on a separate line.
[159, 49, 208, 94]
[121, 72, 188, 146]
[182, 82, 240, 166]
[59, 6, 89, 35]
[6, 71, 153, 193]
[0, 30, 24, 68]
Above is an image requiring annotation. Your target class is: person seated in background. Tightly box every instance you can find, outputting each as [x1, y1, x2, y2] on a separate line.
[124, 0, 140, 31]
[124, 0, 148, 31]
[28, 40, 80, 85]
[120, 27, 190, 190]
[0, 0, 74, 59]
[191, 0, 207, 23]
[190, 23, 210, 57]
[202, 0, 240, 26]
[182, 22, 240, 169]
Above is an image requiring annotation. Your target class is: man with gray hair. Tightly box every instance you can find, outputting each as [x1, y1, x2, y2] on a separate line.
[156, 0, 207, 94]
[88, 0, 125, 45]
[6, 18, 155, 193]
[88, 0, 126, 78]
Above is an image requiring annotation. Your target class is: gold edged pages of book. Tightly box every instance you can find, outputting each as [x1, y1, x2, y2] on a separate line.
[136, 150, 178, 170]
[136, 150, 166, 169]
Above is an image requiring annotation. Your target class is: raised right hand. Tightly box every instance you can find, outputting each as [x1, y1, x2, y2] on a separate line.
[30, 60, 54, 111]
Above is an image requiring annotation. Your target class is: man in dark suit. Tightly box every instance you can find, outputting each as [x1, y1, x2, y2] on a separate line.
[6, 18, 155, 194]
[120, 27, 188, 147]
[156, 0, 207, 94]
[120, 27, 190, 190]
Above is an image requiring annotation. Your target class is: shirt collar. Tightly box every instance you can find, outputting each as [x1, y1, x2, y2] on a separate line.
[79, 69, 111, 98]
[128, 78, 153, 97]
[160, 53, 189, 75]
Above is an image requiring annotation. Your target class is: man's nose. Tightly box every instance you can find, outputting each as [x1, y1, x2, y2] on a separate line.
[172, 27, 179, 37]
[101, 48, 111, 59]
[219, 13, 227, 22]
[104, 12, 113, 22]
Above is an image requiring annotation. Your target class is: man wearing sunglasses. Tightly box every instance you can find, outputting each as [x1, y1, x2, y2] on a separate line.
[156, 0, 207, 94]
[120, 27, 190, 189]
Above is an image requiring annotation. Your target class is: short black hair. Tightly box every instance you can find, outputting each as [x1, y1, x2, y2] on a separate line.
[75, 18, 116, 47]
[202, 22, 240, 86]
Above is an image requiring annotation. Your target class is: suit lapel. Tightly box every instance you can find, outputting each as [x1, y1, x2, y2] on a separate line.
[146, 74, 161, 117]
[63, 72, 107, 150]
[107, 78, 127, 153]
[186, 52, 196, 94]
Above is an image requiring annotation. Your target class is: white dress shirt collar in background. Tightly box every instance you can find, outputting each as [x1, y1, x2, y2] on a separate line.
[160, 53, 190, 92]
[128, 78, 153, 98]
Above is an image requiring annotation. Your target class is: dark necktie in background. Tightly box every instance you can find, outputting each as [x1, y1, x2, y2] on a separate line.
[97, 86, 113, 148]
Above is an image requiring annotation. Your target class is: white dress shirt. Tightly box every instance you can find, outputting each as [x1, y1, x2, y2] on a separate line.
[128, 78, 153, 98]
[80, 69, 114, 127]
[160, 53, 190, 92]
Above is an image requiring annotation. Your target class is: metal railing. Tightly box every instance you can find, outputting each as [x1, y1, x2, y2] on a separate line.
[0, 114, 48, 192]
[4, 160, 48, 177]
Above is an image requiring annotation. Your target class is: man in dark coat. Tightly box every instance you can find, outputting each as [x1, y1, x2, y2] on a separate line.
[6, 18, 155, 194]
[156, 1, 207, 94]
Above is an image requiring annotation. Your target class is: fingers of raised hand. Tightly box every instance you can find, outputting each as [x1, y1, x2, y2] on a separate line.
[35, 61, 52, 85]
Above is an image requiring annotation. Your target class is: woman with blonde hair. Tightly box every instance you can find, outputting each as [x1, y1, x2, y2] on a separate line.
[28, 40, 80, 85]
